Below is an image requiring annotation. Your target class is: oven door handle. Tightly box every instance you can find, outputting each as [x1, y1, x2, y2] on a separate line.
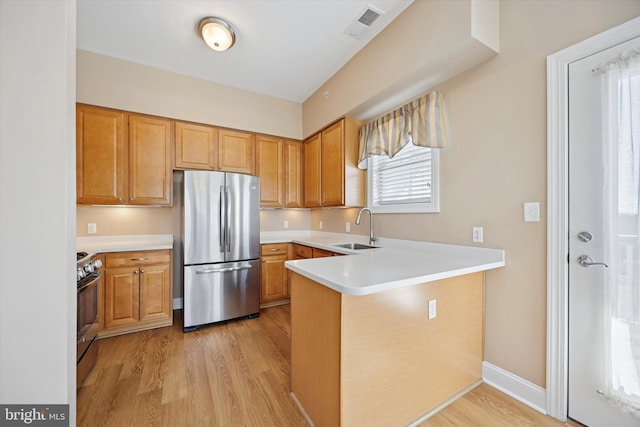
[78, 274, 100, 292]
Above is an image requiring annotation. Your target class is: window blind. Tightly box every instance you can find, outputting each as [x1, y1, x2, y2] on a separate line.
[371, 143, 432, 205]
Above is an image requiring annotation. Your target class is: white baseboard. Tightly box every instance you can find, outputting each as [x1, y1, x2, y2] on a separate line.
[482, 361, 547, 414]
[173, 297, 183, 310]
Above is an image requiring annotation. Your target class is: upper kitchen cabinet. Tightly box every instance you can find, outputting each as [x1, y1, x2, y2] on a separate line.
[304, 118, 364, 208]
[256, 134, 284, 207]
[174, 121, 217, 171]
[175, 123, 257, 176]
[284, 139, 304, 208]
[127, 114, 172, 205]
[218, 128, 256, 175]
[76, 104, 126, 205]
[77, 105, 172, 205]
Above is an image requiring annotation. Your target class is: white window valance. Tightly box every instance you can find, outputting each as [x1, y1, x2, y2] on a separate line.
[357, 91, 448, 169]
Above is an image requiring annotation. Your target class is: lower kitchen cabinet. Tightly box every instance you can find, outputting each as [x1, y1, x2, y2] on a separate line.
[260, 243, 290, 305]
[101, 249, 173, 337]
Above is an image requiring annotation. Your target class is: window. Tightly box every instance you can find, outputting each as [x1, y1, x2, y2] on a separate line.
[367, 143, 439, 213]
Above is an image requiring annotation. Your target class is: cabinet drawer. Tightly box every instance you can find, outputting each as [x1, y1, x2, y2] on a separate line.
[292, 244, 313, 259]
[312, 248, 335, 258]
[261, 243, 289, 256]
[105, 250, 172, 268]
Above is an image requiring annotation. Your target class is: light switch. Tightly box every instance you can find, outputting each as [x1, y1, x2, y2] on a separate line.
[283, 221, 289, 229]
[346, 222, 351, 233]
[524, 202, 540, 222]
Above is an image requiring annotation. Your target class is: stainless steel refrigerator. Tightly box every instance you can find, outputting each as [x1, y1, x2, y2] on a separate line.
[182, 170, 260, 331]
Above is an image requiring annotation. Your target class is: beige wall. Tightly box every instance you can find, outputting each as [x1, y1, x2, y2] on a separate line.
[77, 49, 302, 139]
[308, 1, 640, 387]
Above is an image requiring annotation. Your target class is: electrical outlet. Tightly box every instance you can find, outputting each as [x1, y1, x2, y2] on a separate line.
[283, 221, 289, 229]
[472, 227, 483, 243]
[346, 222, 351, 233]
[319, 221, 323, 230]
[88, 223, 97, 234]
[428, 299, 437, 319]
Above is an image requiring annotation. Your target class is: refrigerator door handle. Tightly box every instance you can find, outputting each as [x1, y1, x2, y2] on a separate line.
[219, 185, 226, 252]
[195, 265, 253, 274]
[225, 185, 231, 253]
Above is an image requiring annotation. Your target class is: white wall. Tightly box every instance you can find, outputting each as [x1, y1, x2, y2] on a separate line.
[0, 0, 77, 421]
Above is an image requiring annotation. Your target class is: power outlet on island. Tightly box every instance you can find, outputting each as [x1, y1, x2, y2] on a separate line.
[428, 299, 437, 320]
[88, 223, 97, 234]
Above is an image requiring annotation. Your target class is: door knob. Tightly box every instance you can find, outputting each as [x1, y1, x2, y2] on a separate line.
[577, 255, 608, 268]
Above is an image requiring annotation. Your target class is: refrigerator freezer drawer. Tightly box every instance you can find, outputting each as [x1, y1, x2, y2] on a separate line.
[183, 260, 259, 329]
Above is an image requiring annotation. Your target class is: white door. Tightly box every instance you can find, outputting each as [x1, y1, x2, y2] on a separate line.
[568, 37, 640, 426]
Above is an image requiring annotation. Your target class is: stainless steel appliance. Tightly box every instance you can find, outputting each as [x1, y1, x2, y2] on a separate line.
[182, 171, 260, 331]
[76, 252, 101, 388]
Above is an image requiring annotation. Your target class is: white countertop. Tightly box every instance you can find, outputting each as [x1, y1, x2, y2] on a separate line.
[262, 231, 505, 296]
[77, 234, 174, 253]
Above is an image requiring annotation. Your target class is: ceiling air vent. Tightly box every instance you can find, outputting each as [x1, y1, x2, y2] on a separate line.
[344, 5, 384, 40]
[358, 8, 381, 26]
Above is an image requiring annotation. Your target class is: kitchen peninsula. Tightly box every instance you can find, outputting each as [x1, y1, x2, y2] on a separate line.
[279, 233, 505, 427]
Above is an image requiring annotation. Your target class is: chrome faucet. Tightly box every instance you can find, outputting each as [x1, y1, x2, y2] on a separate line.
[355, 207, 377, 245]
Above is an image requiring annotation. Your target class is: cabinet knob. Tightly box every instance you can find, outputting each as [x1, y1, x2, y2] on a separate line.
[140, 269, 145, 273]
[133, 270, 138, 275]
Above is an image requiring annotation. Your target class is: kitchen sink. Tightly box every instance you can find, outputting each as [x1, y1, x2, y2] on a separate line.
[331, 242, 380, 250]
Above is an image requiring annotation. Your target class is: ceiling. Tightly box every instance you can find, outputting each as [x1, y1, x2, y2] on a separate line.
[76, 0, 413, 103]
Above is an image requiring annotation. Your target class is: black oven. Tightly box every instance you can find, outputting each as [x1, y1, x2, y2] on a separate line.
[77, 252, 101, 388]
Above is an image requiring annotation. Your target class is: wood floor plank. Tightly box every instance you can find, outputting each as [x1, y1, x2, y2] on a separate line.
[78, 305, 578, 427]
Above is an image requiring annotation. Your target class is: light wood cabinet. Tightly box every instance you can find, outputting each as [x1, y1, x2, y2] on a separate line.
[174, 121, 217, 170]
[76, 104, 172, 205]
[284, 139, 304, 208]
[101, 249, 172, 337]
[292, 243, 313, 259]
[257, 136, 304, 208]
[218, 128, 256, 175]
[175, 122, 257, 176]
[76, 105, 126, 204]
[257, 135, 284, 207]
[312, 248, 335, 258]
[303, 133, 322, 208]
[303, 118, 364, 208]
[260, 243, 290, 304]
[128, 114, 172, 205]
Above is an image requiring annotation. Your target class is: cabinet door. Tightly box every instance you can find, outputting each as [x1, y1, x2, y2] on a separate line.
[260, 254, 289, 302]
[139, 263, 172, 323]
[104, 267, 139, 328]
[174, 121, 217, 170]
[320, 120, 345, 207]
[128, 114, 172, 205]
[76, 105, 126, 204]
[304, 133, 322, 207]
[257, 135, 284, 207]
[284, 140, 304, 208]
[218, 129, 256, 175]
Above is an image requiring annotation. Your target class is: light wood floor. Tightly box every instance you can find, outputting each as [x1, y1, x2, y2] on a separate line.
[78, 305, 581, 426]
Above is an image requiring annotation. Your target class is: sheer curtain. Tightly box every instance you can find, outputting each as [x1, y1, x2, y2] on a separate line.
[600, 46, 640, 416]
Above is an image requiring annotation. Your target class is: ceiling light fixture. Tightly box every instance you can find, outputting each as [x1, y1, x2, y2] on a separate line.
[198, 17, 235, 52]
